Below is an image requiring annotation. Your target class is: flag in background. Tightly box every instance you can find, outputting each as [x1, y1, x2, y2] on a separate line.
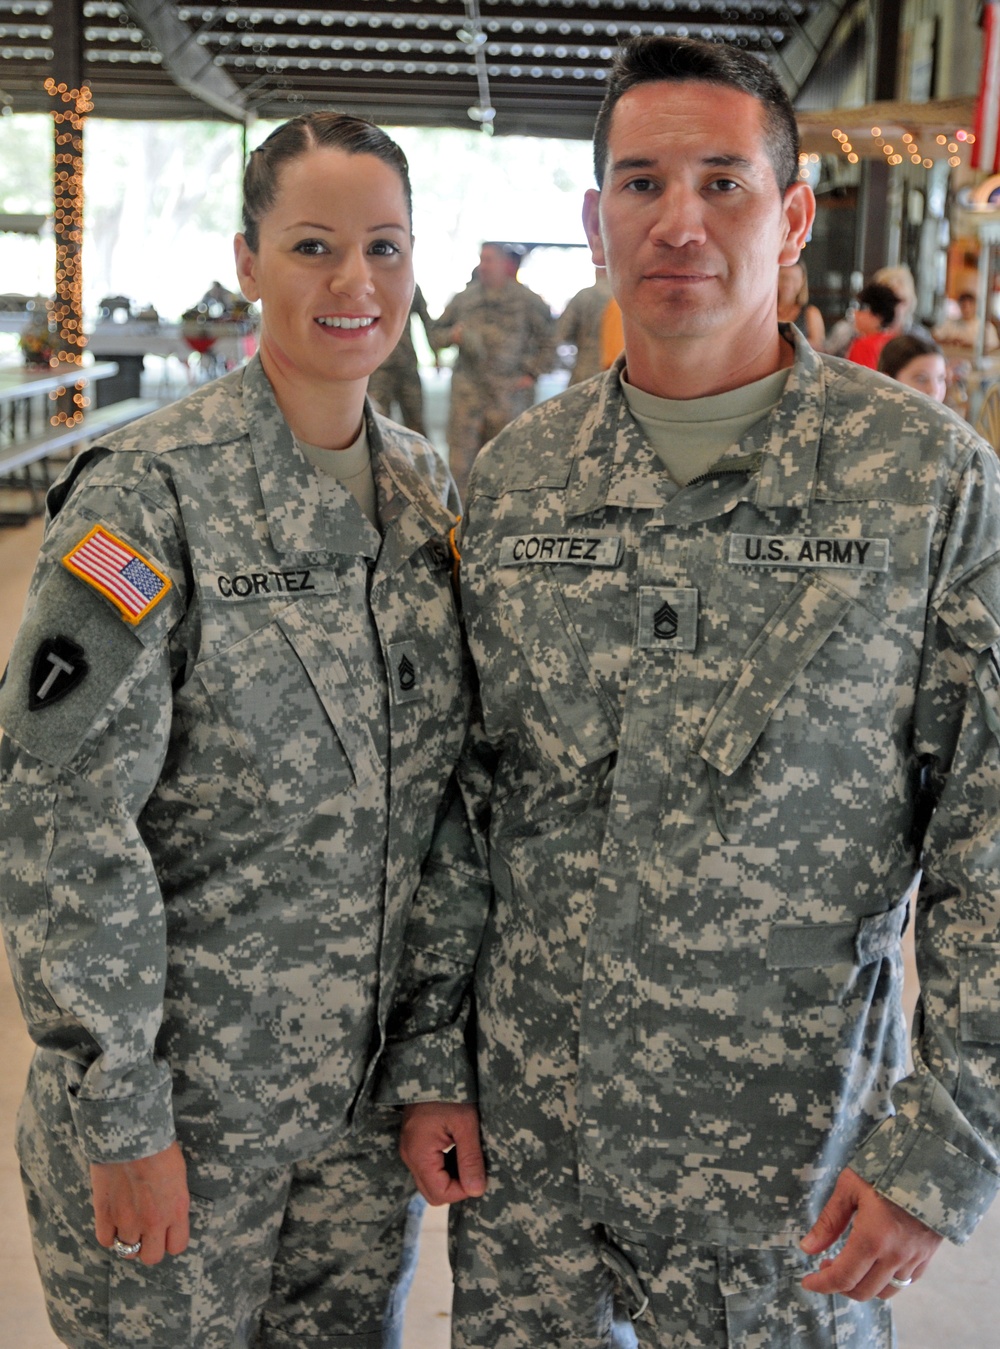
[974, 0, 1000, 172]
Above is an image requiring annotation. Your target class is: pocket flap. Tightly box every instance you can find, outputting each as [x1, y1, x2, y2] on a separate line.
[277, 605, 381, 790]
[489, 575, 620, 768]
[698, 572, 853, 777]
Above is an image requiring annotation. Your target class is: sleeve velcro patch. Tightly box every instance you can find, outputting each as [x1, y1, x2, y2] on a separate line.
[62, 525, 172, 625]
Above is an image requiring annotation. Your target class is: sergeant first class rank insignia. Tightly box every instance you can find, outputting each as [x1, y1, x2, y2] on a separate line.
[63, 525, 172, 623]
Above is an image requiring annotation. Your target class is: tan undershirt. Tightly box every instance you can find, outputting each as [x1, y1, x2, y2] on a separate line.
[296, 423, 379, 529]
[621, 366, 790, 486]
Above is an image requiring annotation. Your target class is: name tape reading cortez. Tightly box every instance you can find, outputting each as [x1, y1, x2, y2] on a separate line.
[216, 568, 318, 600]
[729, 535, 890, 571]
[499, 534, 623, 567]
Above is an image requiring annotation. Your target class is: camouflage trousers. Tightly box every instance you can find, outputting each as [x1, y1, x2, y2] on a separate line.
[445, 374, 534, 502]
[17, 1089, 420, 1348]
[448, 1166, 894, 1348]
[367, 365, 426, 436]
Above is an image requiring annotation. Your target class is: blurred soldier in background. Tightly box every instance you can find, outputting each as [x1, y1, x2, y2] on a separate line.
[429, 242, 556, 499]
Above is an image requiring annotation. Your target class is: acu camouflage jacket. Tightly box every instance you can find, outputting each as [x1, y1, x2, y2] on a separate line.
[0, 356, 469, 1183]
[386, 333, 1000, 1248]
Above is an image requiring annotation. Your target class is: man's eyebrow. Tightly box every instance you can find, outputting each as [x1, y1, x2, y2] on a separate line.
[608, 152, 758, 175]
[609, 156, 656, 175]
[703, 153, 756, 171]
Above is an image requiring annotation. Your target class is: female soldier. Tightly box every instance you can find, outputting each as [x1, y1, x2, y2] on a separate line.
[776, 260, 825, 349]
[0, 113, 468, 1348]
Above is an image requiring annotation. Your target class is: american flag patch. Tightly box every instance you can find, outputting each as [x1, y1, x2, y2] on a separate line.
[62, 525, 172, 624]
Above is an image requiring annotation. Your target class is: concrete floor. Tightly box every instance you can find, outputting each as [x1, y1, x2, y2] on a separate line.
[0, 391, 998, 1344]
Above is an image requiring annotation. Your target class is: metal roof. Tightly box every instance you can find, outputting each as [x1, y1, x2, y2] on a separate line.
[1, 1, 850, 137]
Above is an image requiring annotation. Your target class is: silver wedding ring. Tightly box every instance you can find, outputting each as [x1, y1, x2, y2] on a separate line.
[111, 1237, 142, 1258]
[887, 1275, 913, 1289]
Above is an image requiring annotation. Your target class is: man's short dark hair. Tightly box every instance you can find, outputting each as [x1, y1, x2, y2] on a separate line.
[593, 36, 800, 195]
[857, 282, 900, 330]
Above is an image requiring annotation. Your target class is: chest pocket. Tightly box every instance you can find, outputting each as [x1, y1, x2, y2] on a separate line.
[470, 573, 620, 772]
[195, 602, 381, 826]
[694, 572, 859, 846]
[697, 570, 854, 778]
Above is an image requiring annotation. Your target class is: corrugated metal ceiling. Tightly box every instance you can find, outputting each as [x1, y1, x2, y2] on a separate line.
[1, 1, 850, 136]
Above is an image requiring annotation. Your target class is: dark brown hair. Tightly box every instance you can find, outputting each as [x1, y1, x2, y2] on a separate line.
[592, 36, 800, 194]
[241, 111, 412, 252]
[857, 282, 899, 330]
[878, 333, 943, 380]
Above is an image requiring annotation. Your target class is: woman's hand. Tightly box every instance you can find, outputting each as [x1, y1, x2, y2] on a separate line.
[91, 1140, 191, 1266]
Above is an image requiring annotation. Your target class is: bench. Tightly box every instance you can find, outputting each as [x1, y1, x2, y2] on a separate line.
[0, 396, 160, 523]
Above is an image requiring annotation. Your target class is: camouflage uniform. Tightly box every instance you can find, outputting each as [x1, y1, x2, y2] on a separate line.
[367, 285, 433, 435]
[386, 333, 1000, 1345]
[428, 277, 556, 501]
[0, 355, 470, 1347]
[554, 274, 614, 385]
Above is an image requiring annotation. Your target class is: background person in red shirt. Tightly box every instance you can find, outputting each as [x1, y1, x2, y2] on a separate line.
[845, 281, 898, 369]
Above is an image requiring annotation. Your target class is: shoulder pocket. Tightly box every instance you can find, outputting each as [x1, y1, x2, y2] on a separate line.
[0, 569, 155, 771]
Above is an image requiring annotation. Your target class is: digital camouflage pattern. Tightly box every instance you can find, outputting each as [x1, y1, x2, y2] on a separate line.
[367, 285, 433, 434]
[387, 331, 1000, 1333]
[18, 1089, 420, 1348]
[0, 354, 470, 1341]
[554, 273, 614, 385]
[445, 1165, 892, 1348]
[428, 276, 557, 498]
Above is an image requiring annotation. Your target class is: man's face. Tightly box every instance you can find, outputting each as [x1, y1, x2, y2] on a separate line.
[583, 80, 813, 370]
[853, 303, 884, 336]
[477, 245, 510, 290]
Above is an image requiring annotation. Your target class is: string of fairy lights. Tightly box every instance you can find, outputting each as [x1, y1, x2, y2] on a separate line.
[827, 124, 974, 171]
[45, 75, 93, 429]
[24, 61, 982, 434]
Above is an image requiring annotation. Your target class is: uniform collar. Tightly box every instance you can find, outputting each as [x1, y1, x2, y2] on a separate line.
[563, 329, 828, 520]
[563, 361, 669, 519]
[751, 328, 826, 511]
[242, 355, 341, 558]
[368, 405, 459, 582]
[242, 356, 454, 567]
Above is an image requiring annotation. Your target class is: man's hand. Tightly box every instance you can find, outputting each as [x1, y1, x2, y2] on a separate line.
[800, 1166, 943, 1300]
[91, 1140, 190, 1266]
[400, 1102, 486, 1206]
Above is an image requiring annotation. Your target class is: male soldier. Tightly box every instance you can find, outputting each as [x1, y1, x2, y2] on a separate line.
[555, 268, 616, 384]
[390, 35, 1000, 1349]
[429, 242, 556, 499]
[368, 283, 435, 434]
